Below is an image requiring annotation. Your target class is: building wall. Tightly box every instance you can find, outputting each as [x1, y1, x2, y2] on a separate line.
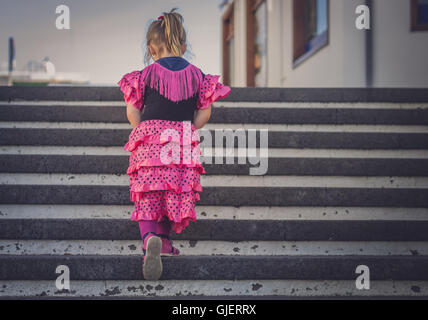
[342, 0, 367, 87]
[280, 0, 366, 88]
[222, 0, 428, 88]
[372, 0, 428, 87]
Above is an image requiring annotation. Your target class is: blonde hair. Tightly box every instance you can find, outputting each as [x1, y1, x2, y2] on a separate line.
[145, 8, 187, 65]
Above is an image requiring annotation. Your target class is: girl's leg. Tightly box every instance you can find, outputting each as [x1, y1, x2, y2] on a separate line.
[156, 217, 171, 236]
[156, 217, 180, 256]
[138, 219, 162, 280]
[138, 220, 158, 250]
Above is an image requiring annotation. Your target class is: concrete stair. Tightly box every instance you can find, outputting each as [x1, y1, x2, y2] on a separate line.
[1, 87, 428, 298]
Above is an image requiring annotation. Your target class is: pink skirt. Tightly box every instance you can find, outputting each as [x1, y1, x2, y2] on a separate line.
[124, 119, 205, 234]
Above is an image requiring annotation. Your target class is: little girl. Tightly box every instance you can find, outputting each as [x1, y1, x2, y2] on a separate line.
[118, 8, 231, 280]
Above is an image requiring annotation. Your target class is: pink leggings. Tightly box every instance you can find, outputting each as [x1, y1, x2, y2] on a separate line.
[138, 217, 171, 249]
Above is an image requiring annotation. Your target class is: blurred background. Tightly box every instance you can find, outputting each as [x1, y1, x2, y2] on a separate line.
[0, 0, 223, 86]
[0, 0, 427, 87]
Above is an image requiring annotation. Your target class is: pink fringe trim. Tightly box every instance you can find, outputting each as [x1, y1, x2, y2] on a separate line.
[141, 63, 204, 102]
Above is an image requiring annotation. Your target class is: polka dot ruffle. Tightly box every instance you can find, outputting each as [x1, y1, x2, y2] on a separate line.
[117, 71, 144, 110]
[130, 190, 199, 234]
[124, 119, 205, 234]
[197, 74, 232, 110]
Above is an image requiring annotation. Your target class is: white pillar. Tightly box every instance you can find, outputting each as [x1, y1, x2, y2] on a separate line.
[267, 0, 283, 87]
[233, 0, 247, 87]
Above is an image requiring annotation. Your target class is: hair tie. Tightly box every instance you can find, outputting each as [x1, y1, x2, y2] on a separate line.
[157, 15, 164, 21]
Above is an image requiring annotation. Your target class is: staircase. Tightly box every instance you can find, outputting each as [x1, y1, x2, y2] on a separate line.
[1, 87, 428, 299]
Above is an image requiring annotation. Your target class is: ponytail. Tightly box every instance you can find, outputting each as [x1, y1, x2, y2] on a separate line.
[162, 8, 185, 57]
[145, 8, 187, 64]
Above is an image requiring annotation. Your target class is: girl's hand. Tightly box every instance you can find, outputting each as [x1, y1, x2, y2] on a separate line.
[126, 104, 141, 128]
[193, 106, 212, 130]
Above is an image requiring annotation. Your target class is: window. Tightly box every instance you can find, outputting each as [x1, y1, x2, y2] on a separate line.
[293, 0, 329, 67]
[247, 0, 268, 87]
[411, 0, 428, 31]
[222, 5, 235, 86]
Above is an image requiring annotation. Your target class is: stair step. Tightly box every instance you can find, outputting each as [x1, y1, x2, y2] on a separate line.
[1, 87, 428, 102]
[2, 128, 428, 149]
[2, 122, 428, 133]
[2, 103, 428, 124]
[1, 219, 428, 241]
[2, 155, 428, 176]
[3, 173, 428, 188]
[1, 279, 427, 298]
[1, 240, 427, 256]
[2, 205, 427, 221]
[1, 185, 427, 207]
[2, 146, 428, 158]
[1, 255, 428, 280]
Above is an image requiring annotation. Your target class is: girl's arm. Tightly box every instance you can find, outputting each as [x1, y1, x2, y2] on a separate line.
[126, 104, 141, 128]
[193, 106, 212, 130]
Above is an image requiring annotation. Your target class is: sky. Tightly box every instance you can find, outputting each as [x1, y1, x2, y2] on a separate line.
[0, 0, 224, 85]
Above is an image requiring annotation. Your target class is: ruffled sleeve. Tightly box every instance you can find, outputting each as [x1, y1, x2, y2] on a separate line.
[117, 70, 144, 111]
[196, 74, 231, 110]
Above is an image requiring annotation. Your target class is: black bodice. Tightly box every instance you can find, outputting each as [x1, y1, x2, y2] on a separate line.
[140, 86, 198, 122]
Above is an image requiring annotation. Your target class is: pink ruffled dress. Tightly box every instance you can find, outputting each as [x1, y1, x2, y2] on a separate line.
[118, 57, 231, 234]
